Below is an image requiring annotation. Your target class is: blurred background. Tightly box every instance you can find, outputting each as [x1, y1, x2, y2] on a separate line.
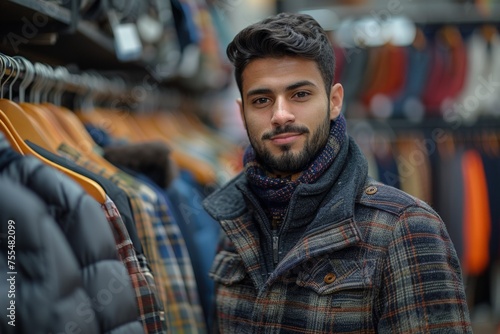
[1, 0, 499, 333]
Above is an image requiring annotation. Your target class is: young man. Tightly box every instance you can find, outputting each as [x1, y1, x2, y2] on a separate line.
[203, 12, 472, 333]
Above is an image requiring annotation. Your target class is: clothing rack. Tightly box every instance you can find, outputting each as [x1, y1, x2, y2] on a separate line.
[1, 54, 125, 95]
[0, 1, 236, 333]
[0, 47, 241, 333]
[0, 52, 175, 114]
[348, 117, 500, 135]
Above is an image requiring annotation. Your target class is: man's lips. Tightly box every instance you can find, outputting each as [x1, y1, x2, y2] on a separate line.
[270, 132, 303, 145]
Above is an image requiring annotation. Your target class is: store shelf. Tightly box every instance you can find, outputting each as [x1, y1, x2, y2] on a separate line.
[0, 0, 148, 75]
[279, 0, 500, 26]
[347, 116, 500, 134]
[0, 0, 74, 33]
[7, 0, 72, 24]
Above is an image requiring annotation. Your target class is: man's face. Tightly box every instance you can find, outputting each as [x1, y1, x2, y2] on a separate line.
[238, 56, 343, 174]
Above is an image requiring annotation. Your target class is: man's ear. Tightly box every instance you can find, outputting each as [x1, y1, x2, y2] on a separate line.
[329, 83, 344, 120]
[237, 98, 246, 127]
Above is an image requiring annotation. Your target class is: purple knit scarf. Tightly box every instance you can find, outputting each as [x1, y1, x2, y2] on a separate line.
[244, 114, 347, 223]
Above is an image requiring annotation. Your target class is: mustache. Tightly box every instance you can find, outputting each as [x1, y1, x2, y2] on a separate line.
[262, 125, 309, 140]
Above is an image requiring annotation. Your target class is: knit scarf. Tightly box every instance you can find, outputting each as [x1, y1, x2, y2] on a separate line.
[244, 114, 347, 226]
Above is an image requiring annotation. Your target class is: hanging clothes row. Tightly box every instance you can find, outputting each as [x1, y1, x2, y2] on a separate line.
[0, 56, 156, 332]
[332, 22, 500, 123]
[0, 53, 241, 333]
[0, 145, 145, 334]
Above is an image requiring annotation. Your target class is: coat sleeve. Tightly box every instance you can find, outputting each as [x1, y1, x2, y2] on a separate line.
[376, 205, 472, 333]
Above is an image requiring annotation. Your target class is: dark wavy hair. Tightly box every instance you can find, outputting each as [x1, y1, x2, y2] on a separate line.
[227, 12, 335, 99]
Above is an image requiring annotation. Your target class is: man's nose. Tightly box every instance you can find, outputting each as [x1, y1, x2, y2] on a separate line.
[271, 97, 295, 126]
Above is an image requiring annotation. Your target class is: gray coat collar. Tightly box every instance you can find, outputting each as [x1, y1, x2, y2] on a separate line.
[203, 135, 368, 231]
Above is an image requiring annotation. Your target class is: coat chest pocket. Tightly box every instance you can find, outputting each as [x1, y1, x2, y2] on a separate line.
[291, 258, 378, 331]
[209, 250, 247, 286]
[295, 257, 377, 296]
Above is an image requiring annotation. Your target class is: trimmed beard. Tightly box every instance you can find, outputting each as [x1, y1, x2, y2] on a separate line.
[248, 109, 331, 174]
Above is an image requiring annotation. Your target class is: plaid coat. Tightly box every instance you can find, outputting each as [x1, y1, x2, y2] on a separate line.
[203, 137, 472, 333]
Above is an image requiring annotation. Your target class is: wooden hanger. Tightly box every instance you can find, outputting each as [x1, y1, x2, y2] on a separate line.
[437, 130, 455, 159]
[0, 55, 106, 203]
[25, 63, 122, 175]
[84, 107, 219, 185]
[0, 119, 22, 152]
[439, 25, 462, 49]
[412, 27, 427, 51]
[139, 111, 221, 184]
[0, 56, 55, 151]
[0, 99, 57, 151]
[43, 103, 98, 151]
[71, 72, 224, 185]
[18, 63, 82, 150]
[43, 103, 121, 174]
[132, 112, 169, 143]
[21, 103, 76, 146]
[115, 108, 149, 142]
[481, 130, 500, 157]
[169, 108, 243, 179]
[0, 108, 106, 203]
[480, 24, 497, 44]
[77, 107, 136, 142]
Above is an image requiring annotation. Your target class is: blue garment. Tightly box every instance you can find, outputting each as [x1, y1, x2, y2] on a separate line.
[167, 170, 221, 330]
[132, 171, 207, 333]
[374, 147, 401, 190]
[170, 0, 201, 50]
[481, 152, 500, 261]
[85, 123, 127, 147]
[392, 45, 432, 118]
[340, 47, 369, 105]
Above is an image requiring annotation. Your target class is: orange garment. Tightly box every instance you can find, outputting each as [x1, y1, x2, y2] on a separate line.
[361, 44, 408, 107]
[462, 149, 491, 275]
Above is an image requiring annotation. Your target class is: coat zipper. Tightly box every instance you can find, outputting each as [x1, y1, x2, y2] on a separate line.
[272, 229, 279, 266]
[271, 209, 289, 267]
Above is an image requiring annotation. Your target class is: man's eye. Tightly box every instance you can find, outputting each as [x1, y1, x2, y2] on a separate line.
[294, 91, 310, 99]
[254, 98, 269, 105]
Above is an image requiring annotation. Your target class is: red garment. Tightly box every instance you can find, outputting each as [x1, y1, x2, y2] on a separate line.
[462, 149, 491, 276]
[333, 43, 346, 83]
[361, 44, 408, 115]
[421, 34, 446, 113]
[422, 27, 468, 114]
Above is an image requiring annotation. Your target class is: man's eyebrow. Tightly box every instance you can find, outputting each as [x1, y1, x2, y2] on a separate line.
[246, 88, 273, 99]
[285, 80, 317, 91]
[246, 80, 317, 99]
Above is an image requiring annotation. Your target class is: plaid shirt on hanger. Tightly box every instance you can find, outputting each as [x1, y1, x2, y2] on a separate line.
[101, 196, 167, 334]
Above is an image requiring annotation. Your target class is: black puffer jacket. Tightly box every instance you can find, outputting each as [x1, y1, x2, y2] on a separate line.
[0, 177, 100, 334]
[0, 134, 144, 333]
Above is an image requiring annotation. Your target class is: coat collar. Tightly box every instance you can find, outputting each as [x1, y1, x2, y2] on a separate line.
[204, 136, 368, 229]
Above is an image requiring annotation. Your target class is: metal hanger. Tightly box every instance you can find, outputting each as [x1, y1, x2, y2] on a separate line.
[12, 57, 35, 104]
[0, 54, 15, 100]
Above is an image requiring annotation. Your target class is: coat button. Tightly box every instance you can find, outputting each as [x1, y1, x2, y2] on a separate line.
[324, 273, 336, 284]
[365, 186, 378, 195]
